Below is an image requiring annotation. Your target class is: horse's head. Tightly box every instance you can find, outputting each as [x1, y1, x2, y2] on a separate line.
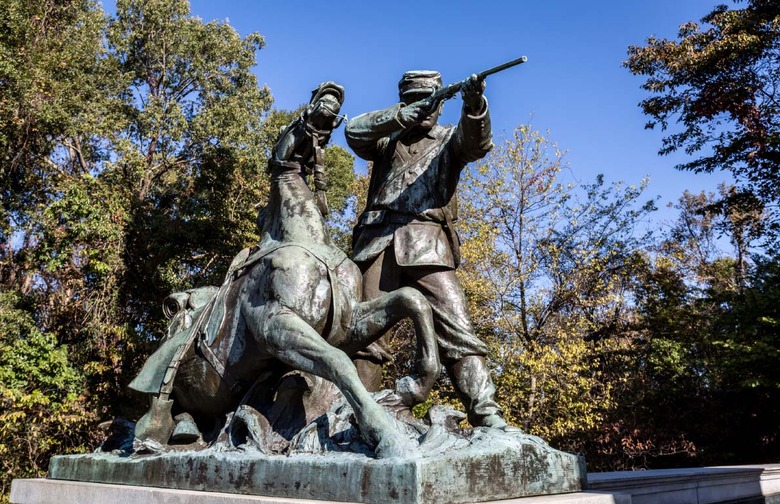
[300, 82, 346, 217]
[304, 81, 346, 145]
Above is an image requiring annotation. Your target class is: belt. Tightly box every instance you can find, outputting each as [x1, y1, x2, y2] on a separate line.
[358, 209, 444, 227]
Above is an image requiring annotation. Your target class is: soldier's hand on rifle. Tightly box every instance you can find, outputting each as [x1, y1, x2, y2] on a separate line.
[397, 99, 438, 128]
[461, 74, 486, 114]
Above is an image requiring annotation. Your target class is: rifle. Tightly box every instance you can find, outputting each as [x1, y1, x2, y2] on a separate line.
[420, 55, 528, 109]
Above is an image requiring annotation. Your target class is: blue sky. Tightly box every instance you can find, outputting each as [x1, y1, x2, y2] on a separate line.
[110, 1, 732, 224]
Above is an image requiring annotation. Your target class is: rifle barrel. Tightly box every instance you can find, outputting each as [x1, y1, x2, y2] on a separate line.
[424, 55, 528, 104]
[478, 56, 528, 80]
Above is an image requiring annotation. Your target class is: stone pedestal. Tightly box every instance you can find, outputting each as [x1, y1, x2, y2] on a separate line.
[43, 430, 585, 504]
[9, 479, 621, 504]
[14, 465, 780, 504]
[587, 464, 780, 504]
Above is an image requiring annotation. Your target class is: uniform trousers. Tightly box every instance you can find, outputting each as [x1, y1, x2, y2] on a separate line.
[355, 243, 503, 426]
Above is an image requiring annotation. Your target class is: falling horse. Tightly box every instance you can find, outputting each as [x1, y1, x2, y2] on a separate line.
[130, 82, 440, 458]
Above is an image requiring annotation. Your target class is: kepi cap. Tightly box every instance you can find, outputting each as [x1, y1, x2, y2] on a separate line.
[398, 70, 442, 97]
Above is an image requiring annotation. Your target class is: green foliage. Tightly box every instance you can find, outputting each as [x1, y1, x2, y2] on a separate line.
[324, 145, 356, 217]
[590, 189, 780, 469]
[323, 144, 357, 251]
[625, 0, 780, 235]
[457, 125, 656, 451]
[106, 0, 273, 334]
[0, 5, 114, 495]
[0, 291, 96, 497]
[614, 0, 780, 466]
[0, 0, 110, 205]
[0, 0, 288, 497]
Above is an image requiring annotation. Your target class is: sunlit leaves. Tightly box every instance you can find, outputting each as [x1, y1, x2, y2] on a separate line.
[457, 125, 655, 450]
[625, 0, 780, 234]
[0, 291, 96, 497]
[0, 0, 276, 493]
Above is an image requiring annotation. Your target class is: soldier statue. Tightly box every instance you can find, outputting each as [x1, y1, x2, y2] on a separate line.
[345, 70, 510, 429]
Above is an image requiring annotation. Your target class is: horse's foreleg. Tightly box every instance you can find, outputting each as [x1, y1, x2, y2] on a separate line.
[261, 310, 415, 458]
[336, 287, 440, 407]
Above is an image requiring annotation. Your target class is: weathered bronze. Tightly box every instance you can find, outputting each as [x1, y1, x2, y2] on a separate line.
[34, 61, 591, 504]
[346, 68, 516, 429]
[130, 82, 441, 458]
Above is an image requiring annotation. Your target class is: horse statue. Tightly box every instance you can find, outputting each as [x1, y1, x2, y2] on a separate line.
[129, 82, 440, 458]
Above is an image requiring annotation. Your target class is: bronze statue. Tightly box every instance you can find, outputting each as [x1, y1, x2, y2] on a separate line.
[41, 59, 588, 504]
[346, 70, 514, 429]
[129, 82, 441, 458]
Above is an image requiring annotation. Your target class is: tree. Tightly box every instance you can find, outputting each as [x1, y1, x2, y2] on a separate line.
[0, 0, 112, 287]
[625, 0, 780, 235]
[0, 4, 111, 496]
[625, 4, 780, 464]
[596, 188, 779, 469]
[0, 291, 95, 499]
[106, 0, 273, 336]
[457, 125, 656, 449]
[0, 2, 287, 495]
[661, 189, 780, 465]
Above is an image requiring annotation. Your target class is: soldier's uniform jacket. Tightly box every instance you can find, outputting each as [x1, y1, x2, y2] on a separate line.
[346, 101, 493, 269]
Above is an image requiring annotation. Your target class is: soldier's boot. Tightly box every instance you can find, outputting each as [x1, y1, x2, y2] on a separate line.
[448, 355, 518, 431]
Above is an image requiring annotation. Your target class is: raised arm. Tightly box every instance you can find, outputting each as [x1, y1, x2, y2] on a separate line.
[345, 104, 406, 160]
[452, 75, 493, 164]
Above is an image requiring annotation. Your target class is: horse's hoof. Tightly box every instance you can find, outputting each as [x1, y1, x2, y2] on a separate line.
[396, 375, 428, 407]
[478, 414, 524, 433]
[374, 434, 419, 459]
[171, 413, 202, 444]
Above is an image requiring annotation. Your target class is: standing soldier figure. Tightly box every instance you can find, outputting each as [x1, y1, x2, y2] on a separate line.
[346, 70, 510, 429]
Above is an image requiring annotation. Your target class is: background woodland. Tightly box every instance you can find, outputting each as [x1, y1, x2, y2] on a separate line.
[1, 0, 779, 499]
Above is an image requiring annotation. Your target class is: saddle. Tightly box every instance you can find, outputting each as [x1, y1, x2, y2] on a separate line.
[128, 246, 251, 397]
[129, 242, 350, 398]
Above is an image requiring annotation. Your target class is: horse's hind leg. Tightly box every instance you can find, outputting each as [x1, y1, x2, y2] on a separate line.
[260, 310, 416, 458]
[332, 287, 440, 407]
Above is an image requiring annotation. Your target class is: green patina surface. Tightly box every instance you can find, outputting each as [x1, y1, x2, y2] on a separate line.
[48, 429, 585, 504]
